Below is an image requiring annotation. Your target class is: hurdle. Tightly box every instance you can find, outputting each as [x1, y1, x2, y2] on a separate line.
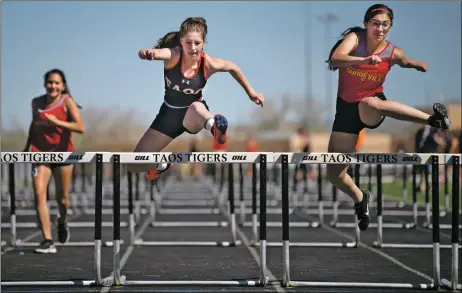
[147, 165, 228, 228]
[1, 152, 114, 287]
[373, 156, 462, 249]
[275, 152, 460, 290]
[1, 157, 123, 249]
[1, 162, 129, 232]
[107, 152, 269, 287]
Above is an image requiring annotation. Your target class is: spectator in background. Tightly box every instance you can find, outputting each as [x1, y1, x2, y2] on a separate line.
[414, 125, 447, 191]
[189, 137, 202, 181]
[246, 136, 258, 177]
[290, 127, 314, 191]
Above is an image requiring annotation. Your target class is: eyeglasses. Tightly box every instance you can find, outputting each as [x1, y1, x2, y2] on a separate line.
[369, 19, 391, 29]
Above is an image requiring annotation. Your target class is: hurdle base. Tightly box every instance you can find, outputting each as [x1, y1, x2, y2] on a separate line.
[254, 241, 357, 248]
[151, 221, 228, 227]
[331, 222, 411, 229]
[1, 222, 129, 229]
[119, 279, 262, 286]
[0, 280, 97, 287]
[285, 280, 435, 289]
[134, 239, 242, 247]
[241, 221, 320, 228]
[424, 223, 462, 230]
[372, 241, 460, 249]
[14, 240, 124, 247]
[441, 278, 462, 291]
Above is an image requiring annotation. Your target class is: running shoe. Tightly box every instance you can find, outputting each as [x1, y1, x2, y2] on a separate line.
[428, 103, 451, 129]
[211, 114, 228, 144]
[354, 190, 371, 231]
[34, 239, 57, 254]
[146, 163, 173, 181]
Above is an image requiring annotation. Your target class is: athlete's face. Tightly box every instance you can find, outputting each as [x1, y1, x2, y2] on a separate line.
[45, 73, 65, 98]
[365, 13, 392, 41]
[180, 31, 204, 58]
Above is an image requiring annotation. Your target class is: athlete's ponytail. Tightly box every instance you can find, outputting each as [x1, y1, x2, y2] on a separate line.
[326, 26, 365, 71]
[153, 31, 180, 49]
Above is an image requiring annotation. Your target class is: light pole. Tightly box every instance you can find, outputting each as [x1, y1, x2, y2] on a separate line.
[318, 12, 340, 128]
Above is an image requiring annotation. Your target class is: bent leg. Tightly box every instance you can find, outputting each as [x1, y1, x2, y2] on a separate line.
[127, 129, 174, 173]
[326, 132, 363, 203]
[183, 101, 228, 144]
[360, 97, 450, 129]
[359, 97, 429, 125]
[327, 132, 371, 231]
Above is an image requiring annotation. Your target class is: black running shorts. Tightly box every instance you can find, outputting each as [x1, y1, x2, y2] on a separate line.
[332, 92, 387, 135]
[150, 100, 210, 139]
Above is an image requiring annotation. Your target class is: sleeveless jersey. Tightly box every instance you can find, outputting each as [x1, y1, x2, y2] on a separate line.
[163, 51, 208, 108]
[30, 94, 74, 152]
[337, 31, 396, 103]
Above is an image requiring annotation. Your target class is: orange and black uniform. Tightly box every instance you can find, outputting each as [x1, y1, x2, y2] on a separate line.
[150, 51, 210, 139]
[333, 30, 396, 134]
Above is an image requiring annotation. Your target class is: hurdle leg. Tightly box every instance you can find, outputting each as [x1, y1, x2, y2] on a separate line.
[281, 155, 290, 287]
[259, 155, 268, 286]
[9, 163, 18, 246]
[251, 163, 258, 245]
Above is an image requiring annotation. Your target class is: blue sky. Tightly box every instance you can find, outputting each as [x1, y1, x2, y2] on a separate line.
[1, 1, 461, 130]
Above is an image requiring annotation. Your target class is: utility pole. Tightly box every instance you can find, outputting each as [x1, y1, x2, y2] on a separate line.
[303, 2, 312, 128]
[318, 12, 340, 128]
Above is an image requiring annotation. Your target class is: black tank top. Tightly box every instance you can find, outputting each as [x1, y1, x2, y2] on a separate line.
[163, 51, 207, 108]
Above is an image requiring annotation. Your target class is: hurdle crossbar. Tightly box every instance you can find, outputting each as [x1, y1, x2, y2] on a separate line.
[276, 153, 461, 289]
[104, 153, 270, 286]
[0, 153, 113, 287]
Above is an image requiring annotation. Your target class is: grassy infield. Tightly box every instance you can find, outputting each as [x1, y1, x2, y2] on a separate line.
[361, 179, 461, 210]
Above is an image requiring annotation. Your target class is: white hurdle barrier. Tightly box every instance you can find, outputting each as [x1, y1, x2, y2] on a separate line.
[272, 152, 460, 290]
[0, 151, 459, 290]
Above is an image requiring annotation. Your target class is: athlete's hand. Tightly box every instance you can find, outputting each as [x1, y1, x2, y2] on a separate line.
[366, 55, 382, 66]
[248, 90, 264, 108]
[139, 49, 154, 60]
[43, 113, 59, 125]
[415, 61, 427, 72]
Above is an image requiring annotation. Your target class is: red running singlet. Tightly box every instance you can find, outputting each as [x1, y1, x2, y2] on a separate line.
[337, 31, 396, 103]
[30, 94, 74, 152]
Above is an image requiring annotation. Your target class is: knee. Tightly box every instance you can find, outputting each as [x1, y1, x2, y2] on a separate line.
[326, 165, 347, 182]
[35, 191, 48, 205]
[188, 102, 203, 113]
[360, 98, 382, 112]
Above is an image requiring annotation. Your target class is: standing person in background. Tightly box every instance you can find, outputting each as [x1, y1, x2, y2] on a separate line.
[23, 69, 85, 254]
[246, 135, 258, 177]
[189, 137, 202, 180]
[290, 127, 313, 191]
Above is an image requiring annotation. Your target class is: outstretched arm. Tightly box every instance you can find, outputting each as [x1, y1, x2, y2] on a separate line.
[206, 55, 264, 107]
[391, 47, 427, 72]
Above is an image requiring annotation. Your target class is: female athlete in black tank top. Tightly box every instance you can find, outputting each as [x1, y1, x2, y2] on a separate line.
[127, 17, 264, 181]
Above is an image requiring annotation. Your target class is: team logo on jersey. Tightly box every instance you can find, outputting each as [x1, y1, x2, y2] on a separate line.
[165, 77, 203, 95]
[346, 67, 384, 83]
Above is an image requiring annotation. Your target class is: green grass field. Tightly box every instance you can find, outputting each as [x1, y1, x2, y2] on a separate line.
[360, 179, 460, 209]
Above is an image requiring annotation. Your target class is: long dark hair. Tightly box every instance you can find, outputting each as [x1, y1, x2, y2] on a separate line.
[44, 69, 82, 109]
[153, 17, 208, 49]
[326, 4, 394, 71]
